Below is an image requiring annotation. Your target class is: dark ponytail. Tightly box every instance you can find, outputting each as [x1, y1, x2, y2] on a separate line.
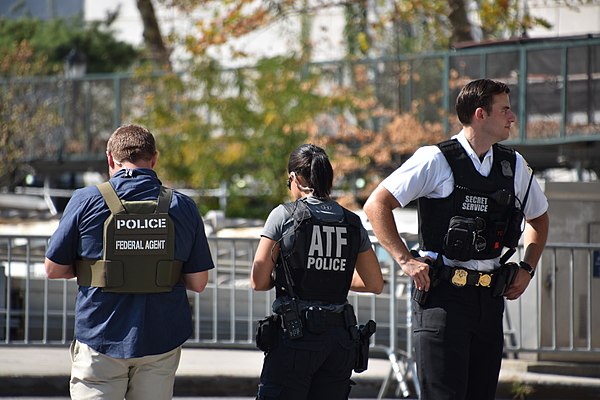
[288, 144, 333, 199]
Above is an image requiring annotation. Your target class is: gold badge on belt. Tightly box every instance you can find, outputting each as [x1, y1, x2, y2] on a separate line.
[477, 272, 493, 287]
[451, 269, 468, 287]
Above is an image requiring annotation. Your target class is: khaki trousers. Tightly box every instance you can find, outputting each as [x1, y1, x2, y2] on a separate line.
[69, 340, 181, 400]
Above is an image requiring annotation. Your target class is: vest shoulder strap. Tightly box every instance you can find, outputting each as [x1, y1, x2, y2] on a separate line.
[283, 200, 361, 228]
[437, 139, 469, 172]
[437, 139, 517, 181]
[97, 182, 125, 214]
[437, 138, 463, 157]
[156, 186, 173, 213]
[96, 182, 173, 215]
[438, 139, 516, 156]
[494, 142, 516, 158]
[283, 200, 311, 226]
[492, 143, 516, 179]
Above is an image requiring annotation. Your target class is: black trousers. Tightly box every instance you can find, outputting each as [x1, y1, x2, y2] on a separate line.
[256, 326, 356, 400]
[413, 280, 505, 400]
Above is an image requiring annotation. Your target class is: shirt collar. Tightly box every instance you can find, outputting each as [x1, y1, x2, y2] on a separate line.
[113, 168, 160, 181]
[453, 130, 493, 174]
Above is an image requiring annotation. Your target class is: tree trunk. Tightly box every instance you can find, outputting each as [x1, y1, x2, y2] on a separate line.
[447, 0, 473, 46]
[136, 0, 171, 70]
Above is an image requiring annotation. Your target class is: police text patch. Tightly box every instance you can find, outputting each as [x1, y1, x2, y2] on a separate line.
[307, 225, 347, 271]
[462, 195, 489, 212]
[113, 214, 169, 255]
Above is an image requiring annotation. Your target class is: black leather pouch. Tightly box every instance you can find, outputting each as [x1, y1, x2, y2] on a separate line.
[255, 314, 279, 352]
[492, 262, 519, 297]
[444, 216, 477, 261]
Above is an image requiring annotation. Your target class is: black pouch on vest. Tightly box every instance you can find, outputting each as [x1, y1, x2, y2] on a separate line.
[255, 314, 279, 352]
[503, 208, 524, 249]
[492, 262, 519, 297]
[443, 216, 477, 261]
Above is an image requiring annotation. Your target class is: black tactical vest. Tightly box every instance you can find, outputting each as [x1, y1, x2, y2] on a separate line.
[418, 139, 517, 261]
[275, 199, 362, 304]
[75, 182, 182, 293]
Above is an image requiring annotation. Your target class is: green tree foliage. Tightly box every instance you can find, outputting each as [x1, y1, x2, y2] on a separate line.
[0, 17, 140, 75]
[0, 15, 140, 187]
[0, 41, 62, 187]
[0, 0, 571, 214]
[478, 0, 552, 39]
[136, 55, 349, 217]
[306, 62, 446, 208]
[347, 0, 553, 54]
[136, 0, 559, 215]
[368, 0, 451, 54]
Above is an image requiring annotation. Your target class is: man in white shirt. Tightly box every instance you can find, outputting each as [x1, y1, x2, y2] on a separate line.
[364, 78, 549, 400]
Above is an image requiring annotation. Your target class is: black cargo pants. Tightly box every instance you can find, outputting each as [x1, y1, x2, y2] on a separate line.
[412, 280, 505, 400]
[256, 326, 356, 400]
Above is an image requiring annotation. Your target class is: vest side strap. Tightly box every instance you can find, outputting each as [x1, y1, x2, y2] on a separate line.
[76, 260, 107, 287]
[156, 260, 183, 287]
[75, 260, 124, 288]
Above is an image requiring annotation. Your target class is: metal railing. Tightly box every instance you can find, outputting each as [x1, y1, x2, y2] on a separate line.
[5, 36, 600, 173]
[504, 243, 600, 355]
[1, 235, 599, 397]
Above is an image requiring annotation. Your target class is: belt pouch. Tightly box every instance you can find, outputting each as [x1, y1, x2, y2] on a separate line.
[305, 307, 327, 334]
[492, 262, 519, 297]
[255, 314, 279, 352]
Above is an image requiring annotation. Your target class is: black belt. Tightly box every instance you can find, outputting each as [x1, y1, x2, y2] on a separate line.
[302, 307, 347, 328]
[437, 266, 497, 288]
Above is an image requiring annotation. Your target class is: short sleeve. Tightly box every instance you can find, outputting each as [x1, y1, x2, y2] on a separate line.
[261, 204, 290, 242]
[358, 224, 372, 253]
[381, 145, 454, 206]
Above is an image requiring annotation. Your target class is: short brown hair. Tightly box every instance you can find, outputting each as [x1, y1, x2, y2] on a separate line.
[455, 79, 510, 125]
[106, 124, 157, 164]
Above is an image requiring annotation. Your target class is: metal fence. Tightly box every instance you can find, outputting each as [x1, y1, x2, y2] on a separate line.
[5, 36, 600, 172]
[1, 235, 600, 397]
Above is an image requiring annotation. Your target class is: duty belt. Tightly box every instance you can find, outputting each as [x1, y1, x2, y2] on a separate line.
[302, 307, 348, 328]
[437, 266, 496, 288]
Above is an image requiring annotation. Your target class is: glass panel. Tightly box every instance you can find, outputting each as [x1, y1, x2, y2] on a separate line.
[526, 48, 562, 140]
[566, 44, 600, 137]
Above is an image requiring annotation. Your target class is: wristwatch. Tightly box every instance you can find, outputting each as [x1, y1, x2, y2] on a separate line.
[519, 261, 535, 278]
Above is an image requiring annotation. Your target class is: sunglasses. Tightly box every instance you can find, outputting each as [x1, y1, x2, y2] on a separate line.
[286, 172, 296, 190]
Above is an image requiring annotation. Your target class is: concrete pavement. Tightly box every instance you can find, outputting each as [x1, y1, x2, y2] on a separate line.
[1, 346, 600, 399]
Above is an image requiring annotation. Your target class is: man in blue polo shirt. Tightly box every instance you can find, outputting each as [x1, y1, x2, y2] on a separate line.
[45, 124, 215, 400]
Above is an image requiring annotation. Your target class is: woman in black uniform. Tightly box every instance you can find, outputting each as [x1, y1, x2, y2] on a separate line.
[251, 143, 384, 400]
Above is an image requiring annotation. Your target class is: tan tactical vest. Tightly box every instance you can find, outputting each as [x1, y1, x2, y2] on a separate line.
[75, 182, 182, 293]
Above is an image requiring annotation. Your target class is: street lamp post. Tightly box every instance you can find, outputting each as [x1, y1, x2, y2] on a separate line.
[61, 48, 87, 162]
[64, 48, 87, 79]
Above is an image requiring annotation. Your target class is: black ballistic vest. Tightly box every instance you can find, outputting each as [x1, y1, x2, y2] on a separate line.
[418, 139, 517, 260]
[275, 199, 362, 304]
[75, 181, 182, 293]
